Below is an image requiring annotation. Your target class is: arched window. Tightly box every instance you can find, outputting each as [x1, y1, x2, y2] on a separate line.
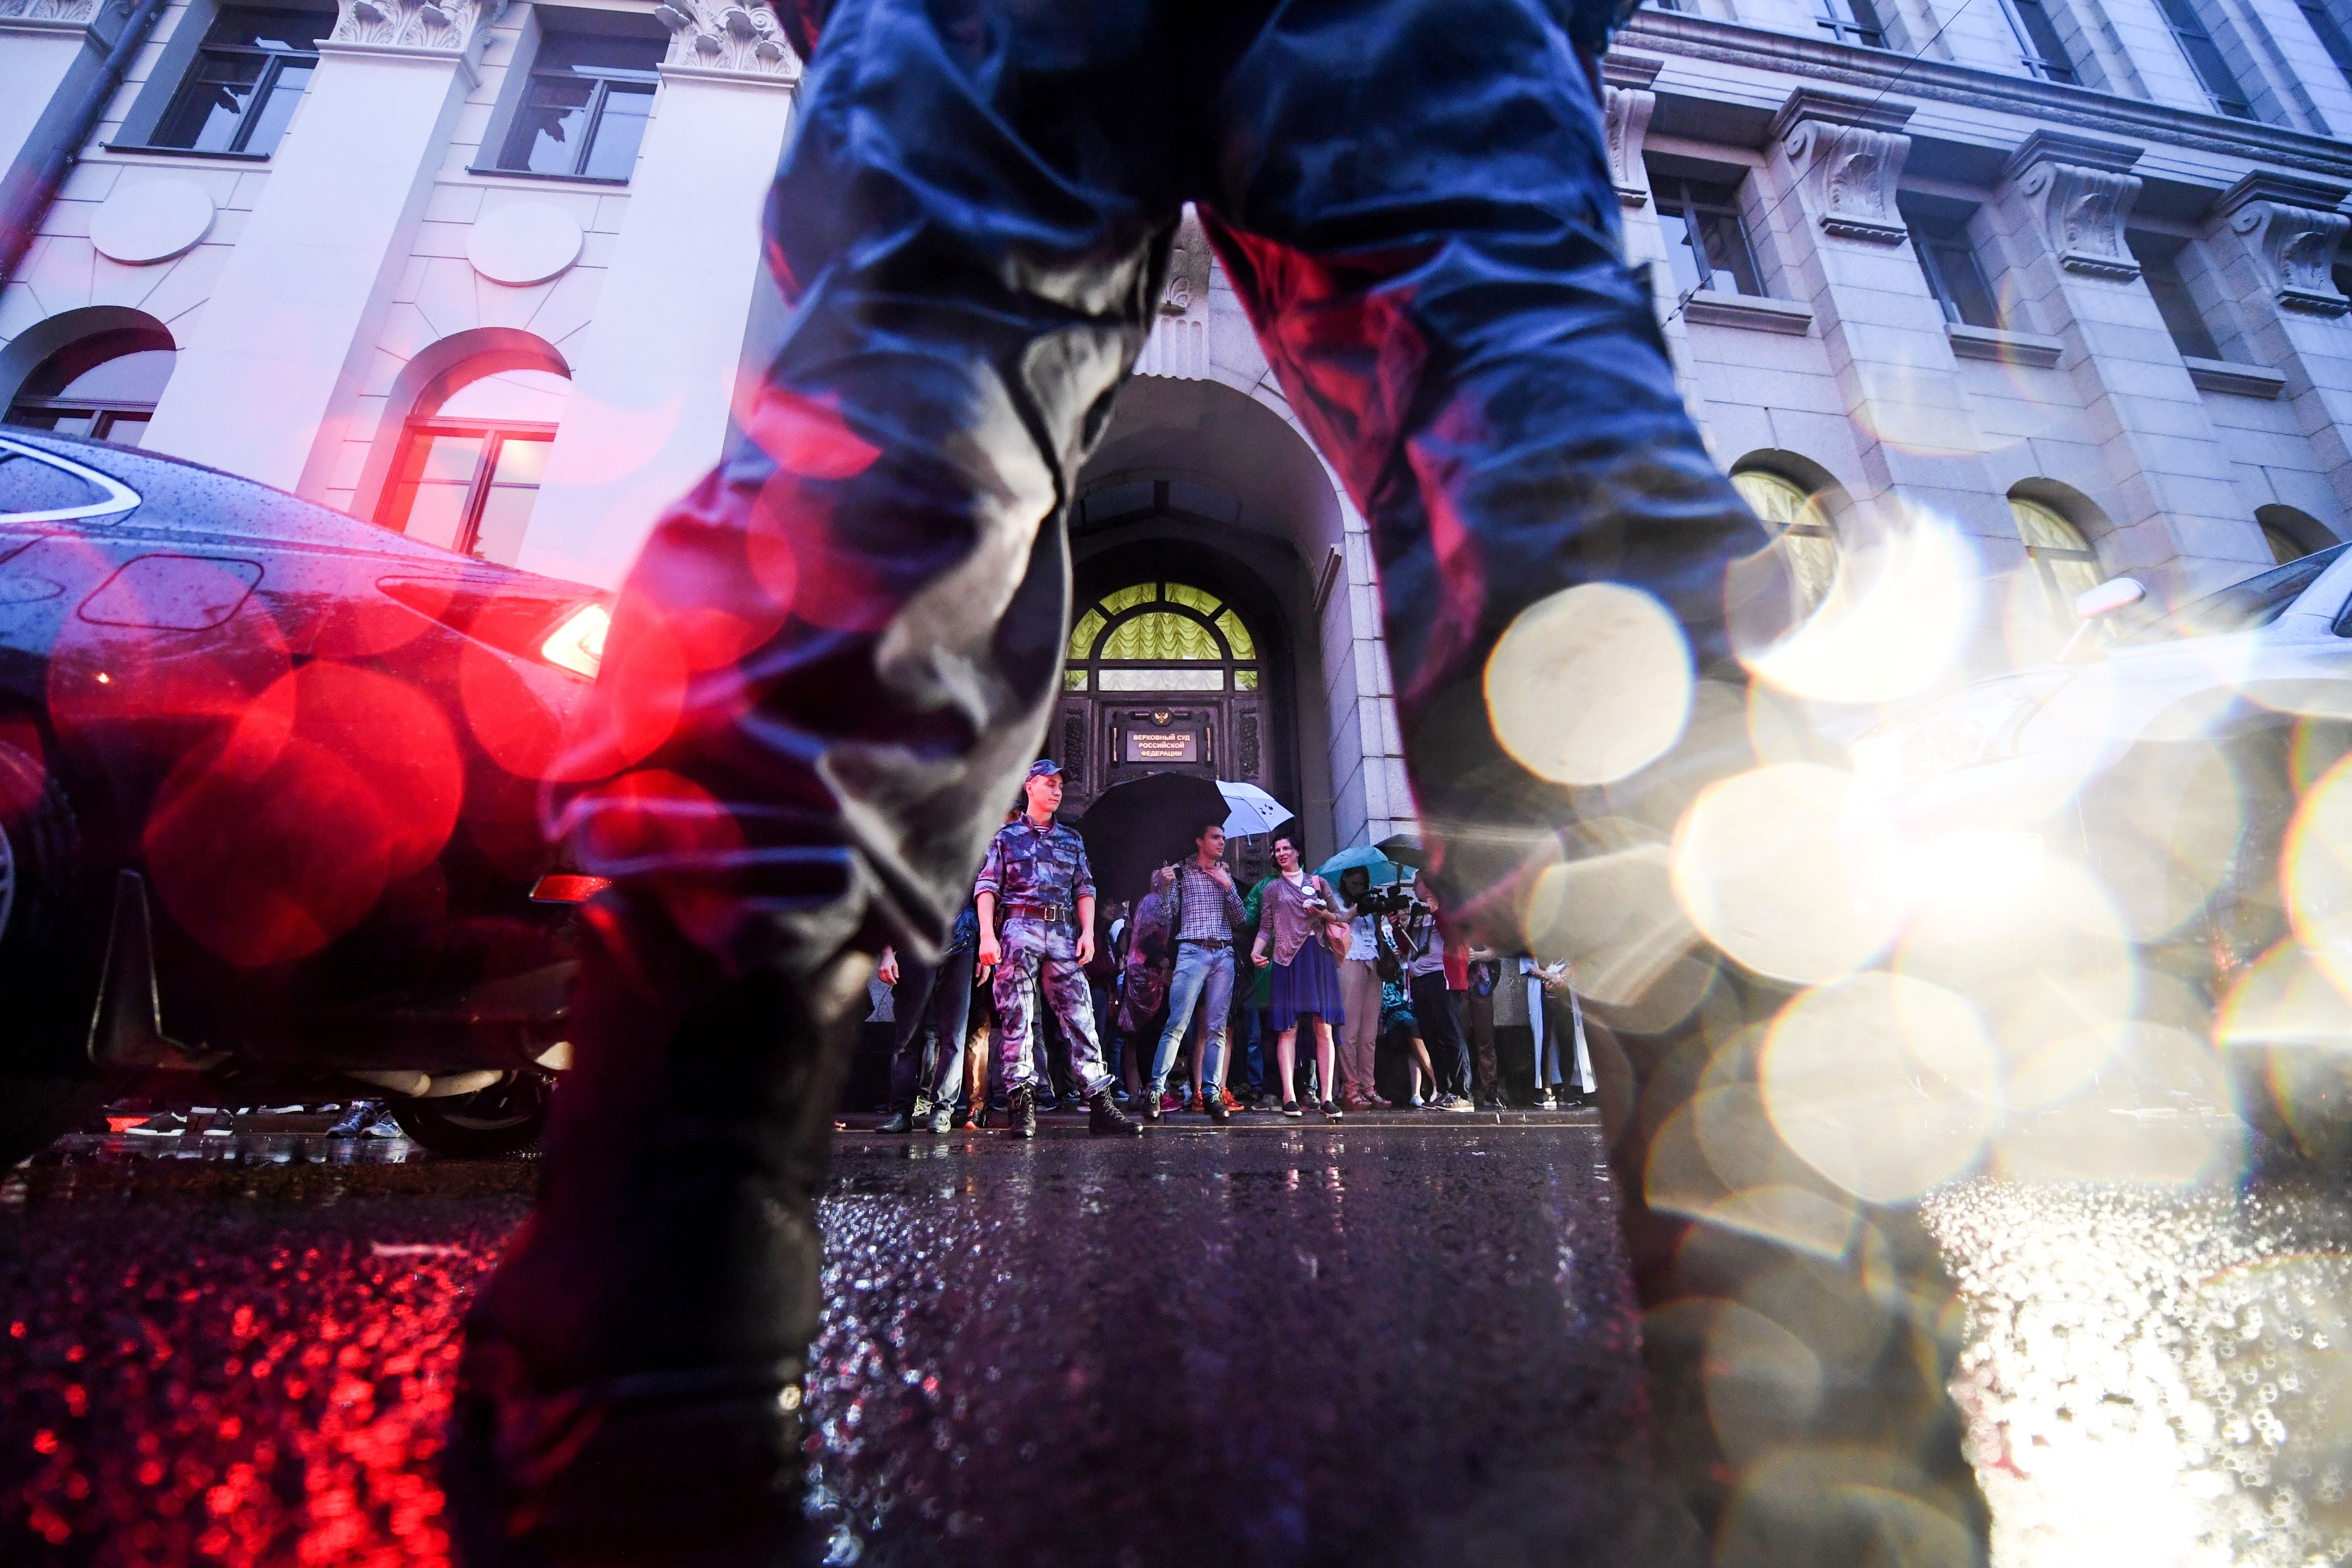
[2009, 495, 2104, 625]
[2257, 504, 2333, 564]
[4, 328, 176, 446]
[1730, 469, 1839, 615]
[1064, 581, 1259, 692]
[379, 366, 569, 565]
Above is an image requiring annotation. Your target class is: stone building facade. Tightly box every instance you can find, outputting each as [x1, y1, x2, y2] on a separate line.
[7, 0, 2352, 863]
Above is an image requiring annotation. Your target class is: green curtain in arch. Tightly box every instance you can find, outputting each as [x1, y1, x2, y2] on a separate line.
[1098, 611, 1223, 662]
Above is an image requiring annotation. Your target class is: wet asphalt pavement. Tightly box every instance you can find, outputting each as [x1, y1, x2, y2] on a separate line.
[0, 1108, 1644, 1568]
[12, 1107, 2352, 1567]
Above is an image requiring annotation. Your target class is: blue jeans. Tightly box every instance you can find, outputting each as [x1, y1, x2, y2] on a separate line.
[888, 947, 976, 1114]
[1152, 942, 1234, 1098]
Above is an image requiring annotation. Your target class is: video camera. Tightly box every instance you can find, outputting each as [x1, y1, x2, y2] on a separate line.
[1351, 883, 1422, 917]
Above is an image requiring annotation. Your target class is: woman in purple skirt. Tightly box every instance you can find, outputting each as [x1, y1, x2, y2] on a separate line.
[1249, 833, 1353, 1119]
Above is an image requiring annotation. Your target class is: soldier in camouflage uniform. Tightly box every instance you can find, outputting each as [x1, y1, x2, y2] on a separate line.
[974, 760, 1143, 1139]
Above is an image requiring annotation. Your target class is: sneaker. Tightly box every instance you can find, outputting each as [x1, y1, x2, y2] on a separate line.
[1320, 1099, 1342, 1120]
[1282, 1100, 1302, 1118]
[1160, 1091, 1183, 1115]
[1369, 1092, 1394, 1109]
[926, 1106, 956, 1134]
[328, 1102, 387, 1138]
[1443, 1095, 1475, 1113]
[1007, 1086, 1037, 1140]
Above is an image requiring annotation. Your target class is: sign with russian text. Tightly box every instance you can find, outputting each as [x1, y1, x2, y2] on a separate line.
[1126, 730, 1198, 762]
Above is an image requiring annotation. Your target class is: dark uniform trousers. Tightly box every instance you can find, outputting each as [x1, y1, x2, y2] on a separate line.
[462, 0, 1987, 1561]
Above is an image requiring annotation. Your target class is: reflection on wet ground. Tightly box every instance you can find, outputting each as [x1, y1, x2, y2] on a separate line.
[1929, 1175, 2352, 1568]
[4, 1113, 2352, 1565]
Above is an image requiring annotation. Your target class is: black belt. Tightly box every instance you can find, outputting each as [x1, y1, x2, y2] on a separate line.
[1004, 902, 1073, 922]
[1176, 937, 1231, 947]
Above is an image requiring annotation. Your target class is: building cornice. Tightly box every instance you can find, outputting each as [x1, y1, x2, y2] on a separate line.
[1616, 11, 2352, 184]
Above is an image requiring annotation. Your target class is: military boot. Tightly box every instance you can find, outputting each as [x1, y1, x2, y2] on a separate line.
[1006, 1083, 1037, 1139]
[1090, 1089, 1143, 1136]
[445, 896, 868, 1567]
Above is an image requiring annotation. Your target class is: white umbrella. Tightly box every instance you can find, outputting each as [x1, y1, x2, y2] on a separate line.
[1217, 780, 1292, 838]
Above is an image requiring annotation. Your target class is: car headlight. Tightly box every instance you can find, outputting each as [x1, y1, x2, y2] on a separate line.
[539, 602, 609, 679]
[1851, 674, 2070, 784]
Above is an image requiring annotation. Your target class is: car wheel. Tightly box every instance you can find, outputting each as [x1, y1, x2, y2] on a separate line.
[0, 733, 113, 1167]
[389, 1073, 553, 1158]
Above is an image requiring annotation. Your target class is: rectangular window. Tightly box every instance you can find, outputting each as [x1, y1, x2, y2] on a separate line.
[2001, 0, 2080, 81]
[382, 425, 554, 565]
[1654, 177, 1767, 298]
[152, 6, 335, 156]
[1907, 210, 2002, 329]
[2128, 233, 2223, 360]
[496, 31, 665, 182]
[2151, 0, 2254, 116]
[1814, 0, 1886, 45]
[2298, 0, 2352, 88]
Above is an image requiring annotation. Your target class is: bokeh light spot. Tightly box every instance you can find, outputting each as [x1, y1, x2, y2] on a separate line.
[1483, 583, 1692, 786]
[1761, 972, 1999, 1203]
[1671, 764, 1898, 984]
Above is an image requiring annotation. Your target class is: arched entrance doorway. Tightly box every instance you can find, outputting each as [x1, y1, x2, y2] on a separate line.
[1054, 576, 1272, 811]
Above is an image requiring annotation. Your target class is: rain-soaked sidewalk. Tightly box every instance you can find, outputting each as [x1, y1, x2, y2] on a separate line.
[3, 1111, 2351, 1566]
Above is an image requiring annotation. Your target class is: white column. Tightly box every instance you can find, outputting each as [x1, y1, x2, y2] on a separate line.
[0, 2, 94, 183]
[140, 0, 495, 491]
[1766, 90, 2016, 542]
[517, 1, 800, 588]
[1988, 130, 2262, 593]
[2203, 173, 2352, 526]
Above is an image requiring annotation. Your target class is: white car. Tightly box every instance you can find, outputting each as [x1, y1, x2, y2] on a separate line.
[1856, 542, 2352, 1162]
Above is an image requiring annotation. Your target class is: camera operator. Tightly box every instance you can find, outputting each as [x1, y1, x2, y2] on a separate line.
[1395, 884, 1475, 1111]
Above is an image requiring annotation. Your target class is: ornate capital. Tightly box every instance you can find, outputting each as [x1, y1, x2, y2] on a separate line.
[329, 0, 500, 53]
[2014, 159, 2143, 281]
[2219, 173, 2352, 317]
[1161, 210, 1212, 318]
[655, 0, 802, 80]
[0, 0, 101, 30]
[1604, 86, 1656, 209]
[1782, 118, 1911, 242]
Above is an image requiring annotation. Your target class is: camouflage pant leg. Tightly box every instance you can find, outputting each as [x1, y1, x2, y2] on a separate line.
[994, 918, 1110, 1098]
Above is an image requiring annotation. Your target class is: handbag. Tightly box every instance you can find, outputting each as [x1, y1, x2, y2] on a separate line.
[1310, 878, 1351, 961]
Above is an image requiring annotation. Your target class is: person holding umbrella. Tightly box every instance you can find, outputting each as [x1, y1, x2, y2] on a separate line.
[1146, 816, 1248, 1124]
[1250, 833, 1351, 1118]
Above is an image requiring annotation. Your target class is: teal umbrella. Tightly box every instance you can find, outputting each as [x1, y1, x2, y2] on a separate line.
[1317, 844, 1402, 885]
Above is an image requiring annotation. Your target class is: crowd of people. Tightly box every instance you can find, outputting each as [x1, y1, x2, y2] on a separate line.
[868, 759, 1597, 1136]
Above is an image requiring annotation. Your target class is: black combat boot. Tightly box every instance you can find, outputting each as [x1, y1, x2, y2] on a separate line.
[1090, 1089, 1143, 1136]
[446, 896, 868, 1567]
[1007, 1083, 1037, 1139]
